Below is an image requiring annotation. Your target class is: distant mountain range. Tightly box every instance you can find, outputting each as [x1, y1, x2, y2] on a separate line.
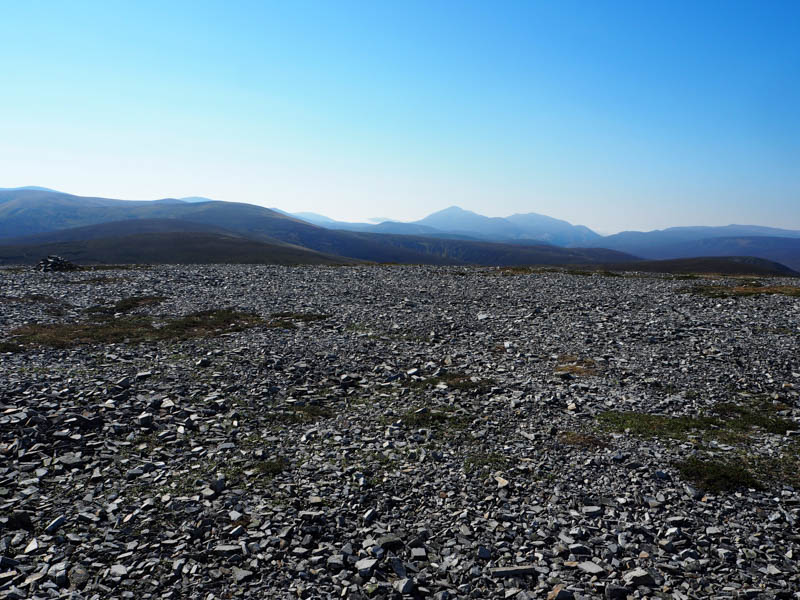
[288, 206, 800, 272]
[286, 206, 601, 246]
[0, 188, 636, 268]
[0, 187, 797, 275]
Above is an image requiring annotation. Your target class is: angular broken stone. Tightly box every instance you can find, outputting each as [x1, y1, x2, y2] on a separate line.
[578, 560, 605, 575]
[232, 567, 253, 583]
[623, 567, 655, 587]
[490, 565, 539, 578]
[109, 564, 128, 578]
[393, 578, 415, 594]
[44, 515, 66, 534]
[0, 265, 797, 600]
[355, 557, 378, 577]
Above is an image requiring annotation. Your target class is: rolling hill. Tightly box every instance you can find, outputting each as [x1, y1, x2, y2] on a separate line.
[0, 231, 355, 266]
[0, 189, 639, 267]
[613, 236, 800, 272]
[573, 225, 800, 269]
[595, 256, 799, 277]
[2, 188, 798, 272]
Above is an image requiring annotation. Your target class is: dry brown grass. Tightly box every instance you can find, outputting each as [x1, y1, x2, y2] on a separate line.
[558, 431, 610, 449]
[87, 295, 165, 315]
[7, 309, 262, 349]
[554, 355, 599, 376]
[690, 284, 800, 298]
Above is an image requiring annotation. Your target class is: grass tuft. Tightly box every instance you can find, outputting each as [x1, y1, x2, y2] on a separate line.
[464, 452, 510, 475]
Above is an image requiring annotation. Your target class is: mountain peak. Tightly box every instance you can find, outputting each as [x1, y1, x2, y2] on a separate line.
[436, 205, 474, 215]
[179, 196, 217, 203]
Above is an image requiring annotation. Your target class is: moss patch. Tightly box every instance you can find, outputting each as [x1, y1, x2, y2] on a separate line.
[271, 404, 333, 424]
[254, 457, 289, 477]
[712, 401, 794, 435]
[746, 442, 800, 489]
[398, 407, 471, 432]
[675, 456, 762, 493]
[598, 411, 721, 439]
[598, 398, 793, 441]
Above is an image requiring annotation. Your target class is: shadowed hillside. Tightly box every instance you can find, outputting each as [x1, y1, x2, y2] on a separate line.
[0, 232, 356, 266]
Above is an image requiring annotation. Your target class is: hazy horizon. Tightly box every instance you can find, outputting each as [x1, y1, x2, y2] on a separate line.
[5, 184, 800, 237]
[2, 1, 798, 232]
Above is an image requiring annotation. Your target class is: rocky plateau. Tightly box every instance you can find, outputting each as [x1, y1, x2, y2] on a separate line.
[0, 264, 798, 599]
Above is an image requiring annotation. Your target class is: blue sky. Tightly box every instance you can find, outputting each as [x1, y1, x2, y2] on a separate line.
[1, 0, 798, 232]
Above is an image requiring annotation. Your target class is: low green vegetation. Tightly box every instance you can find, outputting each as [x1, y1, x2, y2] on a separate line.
[254, 457, 289, 477]
[496, 266, 624, 277]
[87, 295, 165, 314]
[712, 401, 794, 435]
[601, 399, 797, 492]
[675, 456, 762, 493]
[598, 399, 793, 441]
[267, 311, 330, 329]
[598, 411, 720, 439]
[464, 452, 510, 475]
[746, 442, 800, 489]
[397, 407, 471, 432]
[408, 371, 495, 393]
[271, 404, 332, 424]
[6, 308, 262, 349]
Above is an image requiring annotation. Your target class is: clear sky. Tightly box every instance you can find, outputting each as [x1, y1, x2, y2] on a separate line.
[1, 0, 798, 233]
